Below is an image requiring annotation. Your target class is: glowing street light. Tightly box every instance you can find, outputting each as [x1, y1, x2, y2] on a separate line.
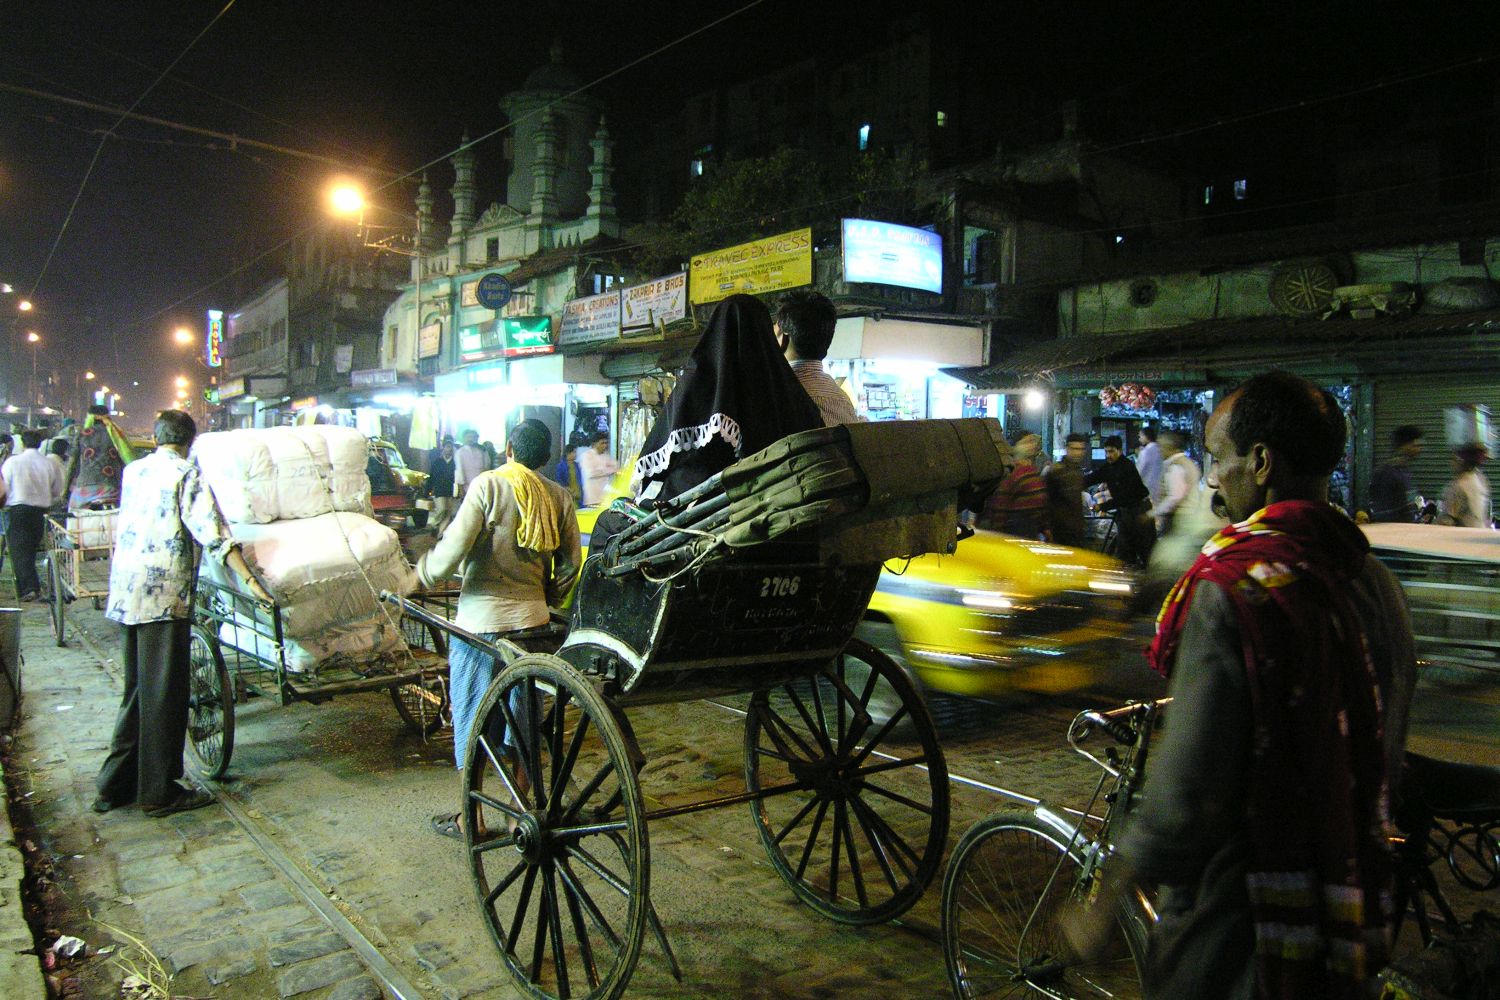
[18, 299, 33, 312]
[85, 370, 95, 380]
[175, 375, 189, 389]
[26, 330, 39, 343]
[328, 181, 366, 217]
[174, 326, 193, 345]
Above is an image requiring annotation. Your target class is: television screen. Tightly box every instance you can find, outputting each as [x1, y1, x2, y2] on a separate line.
[841, 219, 943, 293]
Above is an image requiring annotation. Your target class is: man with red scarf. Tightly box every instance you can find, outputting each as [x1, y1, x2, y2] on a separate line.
[1069, 371, 1416, 998]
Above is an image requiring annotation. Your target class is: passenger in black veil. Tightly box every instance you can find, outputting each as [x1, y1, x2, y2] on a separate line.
[631, 293, 822, 505]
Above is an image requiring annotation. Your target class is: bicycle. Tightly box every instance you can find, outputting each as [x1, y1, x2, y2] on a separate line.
[941, 698, 1166, 999]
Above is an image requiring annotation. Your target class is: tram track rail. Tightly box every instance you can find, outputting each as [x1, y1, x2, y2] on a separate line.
[70, 609, 426, 1000]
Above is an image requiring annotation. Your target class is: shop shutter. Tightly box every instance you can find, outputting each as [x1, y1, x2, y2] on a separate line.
[1375, 375, 1500, 506]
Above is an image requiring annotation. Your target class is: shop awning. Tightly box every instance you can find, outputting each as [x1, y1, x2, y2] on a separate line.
[949, 309, 1500, 390]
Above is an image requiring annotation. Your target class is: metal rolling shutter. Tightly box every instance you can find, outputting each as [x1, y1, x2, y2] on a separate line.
[1375, 375, 1500, 506]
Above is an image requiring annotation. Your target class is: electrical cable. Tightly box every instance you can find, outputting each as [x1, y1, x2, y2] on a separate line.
[25, 0, 242, 301]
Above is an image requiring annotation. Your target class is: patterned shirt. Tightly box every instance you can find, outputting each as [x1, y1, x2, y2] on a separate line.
[107, 448, 237, 625]
[789, 361, 860, 427]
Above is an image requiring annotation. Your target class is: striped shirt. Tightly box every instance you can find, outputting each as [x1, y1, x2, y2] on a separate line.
[978, 461, 1050, 538]
[789, 360, 860, 427]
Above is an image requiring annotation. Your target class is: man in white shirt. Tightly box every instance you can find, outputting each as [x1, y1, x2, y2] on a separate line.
[454, 428, 490, 496]
[1154, 430, 1202, 535]
[1136, 426, 1163, 506]
[2, 429, 66, 600]
[774, 290, 860, 427]
[576, 432, 620, 507]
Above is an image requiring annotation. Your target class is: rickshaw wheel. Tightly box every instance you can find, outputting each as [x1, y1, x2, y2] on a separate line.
[744, 636, 950, 925]
[48, 557, 66, 647]
[391, 680, 448, 735]
[464, 653, 648, 1000]
[186, 624, 235, 780]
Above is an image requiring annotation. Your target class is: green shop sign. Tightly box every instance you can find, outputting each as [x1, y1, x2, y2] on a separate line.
[459, 315, 555, 362]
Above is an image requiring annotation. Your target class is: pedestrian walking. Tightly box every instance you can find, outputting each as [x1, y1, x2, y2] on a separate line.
[1043, 433, 1089, 547]
[1084, 435, 1155, 565]
[977, 433, 1050, 539]
[1152, 430, 1202, 536]
[553, 442, 582, 505]
[94, 410, 271, 817]
[1065, 371, 1417, 1000]
[1136, 425, 1163, 506]
[426, 438, 458, 535]
[2, 429, 66, 601]
[577, 432, 620, 507]
[454, 429, 488, 496]
[1437, 443, 1492, 528]
[1369, 424, 1423, 522]
[413, 419, 581, 839]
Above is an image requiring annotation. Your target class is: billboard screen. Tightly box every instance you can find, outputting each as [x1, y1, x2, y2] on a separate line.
[841, 219, 943, 293]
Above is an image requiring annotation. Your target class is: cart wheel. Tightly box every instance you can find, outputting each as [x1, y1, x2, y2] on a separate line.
[464, 653, 648, 1000]
[48, 556, 66, 647]
[744, 636, 949, 925]
[391, 680, 448, 735]
[187, 624, 235, 780]
[941, 811, 1147, 999]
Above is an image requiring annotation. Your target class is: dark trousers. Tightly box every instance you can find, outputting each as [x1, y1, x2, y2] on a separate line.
[1113, 501, 1157, 567]
[96, 620, 192, 807]
[5, 504, 44, 597]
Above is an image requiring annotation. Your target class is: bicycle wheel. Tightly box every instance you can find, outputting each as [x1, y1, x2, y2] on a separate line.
[942, 811, 1146, 999]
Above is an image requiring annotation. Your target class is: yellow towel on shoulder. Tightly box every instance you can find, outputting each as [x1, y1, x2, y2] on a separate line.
[497, 461, 561, 552]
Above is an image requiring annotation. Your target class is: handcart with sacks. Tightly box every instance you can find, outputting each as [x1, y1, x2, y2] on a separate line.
[387, 417, 1012, 1000]
[181, 425, 451, 779]
[44, 507, 117, 646]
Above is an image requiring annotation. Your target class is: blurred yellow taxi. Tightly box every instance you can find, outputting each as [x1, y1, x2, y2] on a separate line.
[573, 461, 1133, 699]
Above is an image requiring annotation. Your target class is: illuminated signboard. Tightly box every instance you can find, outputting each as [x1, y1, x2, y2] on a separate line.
[460, 316, 554, 362]
[206, 309, 224, 367]
[840, 219, 943, 293]
[689, 228, 812, 305]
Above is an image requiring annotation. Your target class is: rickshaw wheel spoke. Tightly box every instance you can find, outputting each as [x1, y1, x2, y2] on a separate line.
[744, 637, 949, 925]
[465, 654, 647, 1000]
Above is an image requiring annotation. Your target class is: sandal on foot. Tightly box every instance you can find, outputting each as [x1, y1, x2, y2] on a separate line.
[429, 812, 463, 840]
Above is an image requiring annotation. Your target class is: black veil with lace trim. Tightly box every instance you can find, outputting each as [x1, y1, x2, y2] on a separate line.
[631, 294, 821, 505]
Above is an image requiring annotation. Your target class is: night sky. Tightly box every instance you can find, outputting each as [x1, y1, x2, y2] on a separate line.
[3, 0, 1497, 419]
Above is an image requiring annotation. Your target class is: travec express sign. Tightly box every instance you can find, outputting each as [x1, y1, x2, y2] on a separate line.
[689, 228, 812, 305]
[459, 316, 555, 363]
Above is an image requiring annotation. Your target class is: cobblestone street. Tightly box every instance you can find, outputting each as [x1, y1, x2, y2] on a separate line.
[3, 585, 1494, 998]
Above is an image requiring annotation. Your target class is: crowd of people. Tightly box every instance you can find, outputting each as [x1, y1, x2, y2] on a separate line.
[978, 402, 1499, 574]
[0, 290, 1480, 996]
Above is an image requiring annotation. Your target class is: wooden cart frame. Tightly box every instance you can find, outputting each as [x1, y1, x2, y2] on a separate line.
[184, 579, 452, 779]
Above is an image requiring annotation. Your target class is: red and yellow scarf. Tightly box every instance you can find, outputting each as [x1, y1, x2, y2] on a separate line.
[1148, 500, 1392, 998]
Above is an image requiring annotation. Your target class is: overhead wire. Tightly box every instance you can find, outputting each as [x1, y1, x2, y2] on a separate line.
[25, 0, 242, 301]
[93, 0, 774, 349]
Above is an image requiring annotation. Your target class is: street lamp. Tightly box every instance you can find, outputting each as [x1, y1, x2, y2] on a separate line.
[175, 326, 193, 345]
[17, 299, 32, 312]
[175, 375, 189, 389]
[25, 331, 40, 425]
[325, 178, 422, 376]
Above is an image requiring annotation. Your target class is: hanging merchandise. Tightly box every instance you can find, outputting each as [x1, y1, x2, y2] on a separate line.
[1099, 382, 1156, 411]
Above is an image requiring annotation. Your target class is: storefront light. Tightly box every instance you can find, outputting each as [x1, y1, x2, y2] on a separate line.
[372, 392, 418, 411]
[1024, 388, 1046, 412]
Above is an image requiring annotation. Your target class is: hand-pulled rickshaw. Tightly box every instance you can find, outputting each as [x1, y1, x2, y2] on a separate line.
[388, 417, 1011, 1000]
